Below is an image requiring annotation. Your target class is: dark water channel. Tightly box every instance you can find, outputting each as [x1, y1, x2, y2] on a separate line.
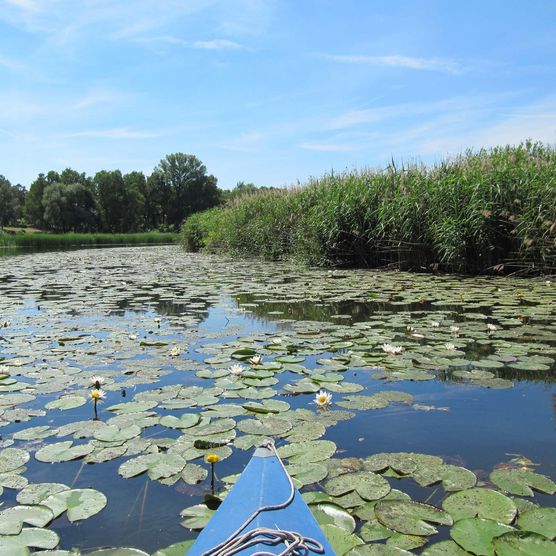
[0, 246, 554, 554]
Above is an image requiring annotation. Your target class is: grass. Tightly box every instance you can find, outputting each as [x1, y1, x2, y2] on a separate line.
[0, 231, 178, 249]
[181, 141, 556, 274]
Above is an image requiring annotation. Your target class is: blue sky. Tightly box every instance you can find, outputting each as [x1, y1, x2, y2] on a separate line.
[1, 0, 555, 189]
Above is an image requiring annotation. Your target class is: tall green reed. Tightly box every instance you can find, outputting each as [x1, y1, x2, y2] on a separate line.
[180, 142, 556, 274]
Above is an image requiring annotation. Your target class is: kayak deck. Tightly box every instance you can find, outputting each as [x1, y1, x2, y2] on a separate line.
[187, 444, 335, 555]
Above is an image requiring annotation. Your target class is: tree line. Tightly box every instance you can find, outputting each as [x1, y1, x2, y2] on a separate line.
[0, 153, 269, 233]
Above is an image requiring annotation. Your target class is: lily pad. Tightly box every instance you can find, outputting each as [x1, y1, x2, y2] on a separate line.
[490, 468, 556, 496]
[180, 503, 215, 530]
[35, 441, 94, 463]
[321, 523, 364, 555]
[0, 448, 29, 473]
[516, 507, 556, 539]
[450, 517, 514, 556]
[118, 453, 186, 480]
[325, 471, 391, 501]
[442, 488, 517, 524]
[42, 488, 107, 521]
[492, 531, 556, 555]
[375, 500, 453, 536]
[0, 505, 54, 535]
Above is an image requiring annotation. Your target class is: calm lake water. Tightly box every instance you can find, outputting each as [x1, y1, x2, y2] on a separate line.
[0, 245, 554, 554]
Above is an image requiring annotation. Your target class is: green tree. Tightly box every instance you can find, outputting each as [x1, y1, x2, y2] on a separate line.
[24, 172, 59, 227]
[0, 175, 18, 228]
[122, 171, 147, 231]
[149, 153, 220, 230]
[94, 170, 147, 232]
[42, 182, 97, 232]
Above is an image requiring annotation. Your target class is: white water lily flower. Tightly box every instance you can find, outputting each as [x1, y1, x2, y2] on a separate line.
[170, 346, 181, 357]
[129, 334, 137, 340]
[270, 338, 282, 344]
[487, 323, 497, 332]
[444, 343, 457, 351]
[90, 375, 106, 387]
[314, 390, 332, 408]
[90, 389, 106, 402]
[229, 364, 244, 376]
[431, 321, 440, 328]
[450, 326, 460, 336]
[248, 355, 263, 365]
[382, 343, 403, 355]
[406, 325, 416, 333]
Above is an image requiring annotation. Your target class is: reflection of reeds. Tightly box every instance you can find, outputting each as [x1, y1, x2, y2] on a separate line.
[3, 232, 177, 249]
[181, 141, 556, 275]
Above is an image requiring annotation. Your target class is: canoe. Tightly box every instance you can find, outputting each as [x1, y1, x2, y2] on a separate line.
[188, 442, 335, 555]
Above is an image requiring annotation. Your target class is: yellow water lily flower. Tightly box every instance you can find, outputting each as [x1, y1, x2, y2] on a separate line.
[90, 389, 106, 401]
[207, 454, 220, 463]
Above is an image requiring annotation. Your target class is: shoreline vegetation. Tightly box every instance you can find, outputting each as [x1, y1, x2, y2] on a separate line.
[181, 142, 556, 275]
[0, 231, 178, 249]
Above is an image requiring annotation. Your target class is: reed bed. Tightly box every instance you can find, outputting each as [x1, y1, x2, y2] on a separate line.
[181, 142, 556, 274]
[0, 232, 178, 249]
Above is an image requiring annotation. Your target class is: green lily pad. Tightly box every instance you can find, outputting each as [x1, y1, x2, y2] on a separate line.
[181, 463, 208, 485]
[0, 448, 29, 473]
[0, 527, 59, 552]
[311, 503, 356, 532]
[450, 517, 514, 556]
[442, 488, 517, 524]
[159, 413, 202, 429]
[45, 396, 87, 410]
[321, 523, 364, 555]
[0, 505, 54, 535]
[375, 500, 453, 536]
[35, 441, 94, 463]
[12, 426, 57, 441]
[278, 439, 337, 464]
[42, 488, 107, 521]
[152, 540, 195, 556]
[93, 424, 141, 443]
[325, 471, 391, 501]
[118, 453, 186, 480]
[421, 540, 471, 555]
[517, 507, 556, 539]
[492, 531, 556, 555]
[287, 462, 328, 485]
[413, 464, 477, 491]
[180, 503, 216, 530]
[490, 468, 556, 496]
[107, 400, 158, 414]
[16, 483, 70, 505]
[237, 416, 292, 436]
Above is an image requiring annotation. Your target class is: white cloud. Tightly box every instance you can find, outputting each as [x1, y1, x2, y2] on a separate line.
[324, 53, 462, 74]
[5, 0, 39, 11]
[193, 39, 244, 50]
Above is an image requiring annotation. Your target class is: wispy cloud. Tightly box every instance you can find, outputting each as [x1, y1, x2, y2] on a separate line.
[5, 0, 39, 10]
[193, 39, 244, 50]
[323, 53, 462, 74]
[63, 127, 159, 139]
